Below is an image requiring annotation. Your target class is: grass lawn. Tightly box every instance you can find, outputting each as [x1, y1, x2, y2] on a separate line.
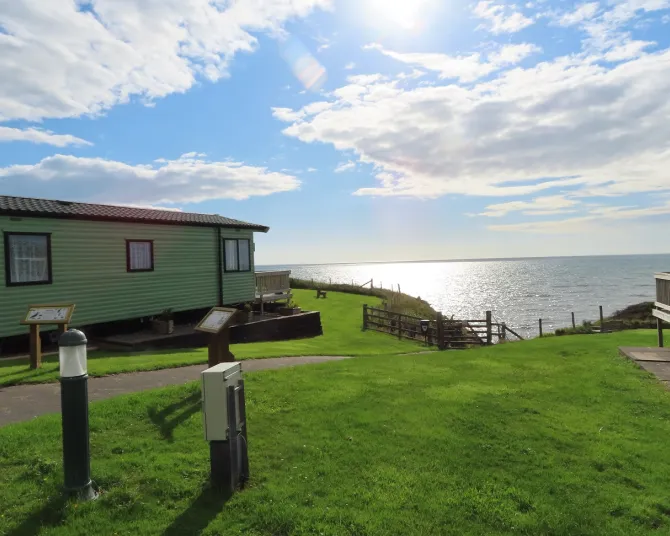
[3, 330, 670, 535]
[0, 290, 422, 388]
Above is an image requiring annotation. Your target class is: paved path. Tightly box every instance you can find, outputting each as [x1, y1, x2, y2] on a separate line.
[0, 356, 350, 427]
[620, 346, 670, 388]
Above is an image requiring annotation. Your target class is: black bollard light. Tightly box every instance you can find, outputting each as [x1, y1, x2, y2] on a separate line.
[59, 329, 97, 501]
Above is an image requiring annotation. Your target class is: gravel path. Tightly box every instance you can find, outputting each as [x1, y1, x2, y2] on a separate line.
[0, 356, 351, 427]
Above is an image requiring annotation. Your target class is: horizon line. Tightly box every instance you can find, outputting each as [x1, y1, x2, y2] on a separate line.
[258, 252, 670, 268]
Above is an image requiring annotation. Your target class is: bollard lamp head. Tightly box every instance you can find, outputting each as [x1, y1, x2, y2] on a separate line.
[59, 329, 88, 378]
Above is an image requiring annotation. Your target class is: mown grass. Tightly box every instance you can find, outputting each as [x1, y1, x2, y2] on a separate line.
[0, 290, 422, 387]
[2, 330, 670, 535]
[291, 277, 438, 318]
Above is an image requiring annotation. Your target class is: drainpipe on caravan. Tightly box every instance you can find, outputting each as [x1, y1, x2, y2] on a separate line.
[216, 227, 223, 306]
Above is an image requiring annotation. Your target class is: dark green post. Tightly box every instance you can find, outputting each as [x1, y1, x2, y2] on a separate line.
[59, 329, 96, 501]
[437, 312, 445, 349]
[539, 319, 543, 338]
[363, 304, 368, 331]
[571, 312, 576, 329]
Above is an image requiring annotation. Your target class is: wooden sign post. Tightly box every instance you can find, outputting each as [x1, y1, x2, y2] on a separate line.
[195, 307, 239, 367]
[21, 304, 76, 369]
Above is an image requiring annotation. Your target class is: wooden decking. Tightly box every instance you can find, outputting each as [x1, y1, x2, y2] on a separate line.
[620, 346, 670, 389]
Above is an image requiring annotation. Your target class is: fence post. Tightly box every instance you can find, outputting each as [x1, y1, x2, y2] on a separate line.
[599, 305, 604, 332]
[397, 312, 402, 340]
[437, 312, 445, 350]
[363, 304, 368, 331]
[539, 318, 543, 337]
[501, 322, 507, 341]
[485, 311, 492, 345]
[371, 278, 374, 289]
[571, 312, 575, 329]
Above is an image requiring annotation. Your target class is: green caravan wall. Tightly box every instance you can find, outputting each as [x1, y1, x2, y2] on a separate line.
[0, 216, 223, 338]
[220, 229, 256, 304]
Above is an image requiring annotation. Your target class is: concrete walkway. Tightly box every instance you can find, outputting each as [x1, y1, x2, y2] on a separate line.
[0, 356, 350, 427]
[620, 347, 670, 388]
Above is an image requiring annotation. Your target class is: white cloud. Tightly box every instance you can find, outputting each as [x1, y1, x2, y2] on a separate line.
[271, 107, 306, 122]
[365, 43, 539, 82]
[0, 0, 330, 123]
[274, 48, 670, 200]
[314, 34, 333, 53]
[603, 40, 655, 60]
[397, 69, 426, 80]
[479, 195, 579, 217]
[488, 215, 594, 233]
[0, 153, 300, 204]
[0, 127, 92, 147]
[473, 1, 534, 34]
[489, 201, 670, 232]
[557, 2, 600, 26]
[346, 73, 388, 85]
[345, 62, 356, 70]
[487, 43, 541, 64]
[579, 0, 669, 58]
[334, 160, 356, 173]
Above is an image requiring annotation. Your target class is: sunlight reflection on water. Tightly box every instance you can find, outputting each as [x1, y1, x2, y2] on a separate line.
[260, 255, 670, 338]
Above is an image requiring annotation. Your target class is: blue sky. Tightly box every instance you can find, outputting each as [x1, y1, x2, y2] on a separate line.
[1, 0, 670, 264]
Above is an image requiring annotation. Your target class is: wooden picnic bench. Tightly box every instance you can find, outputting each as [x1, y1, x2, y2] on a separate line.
[593, 320, 625, 333]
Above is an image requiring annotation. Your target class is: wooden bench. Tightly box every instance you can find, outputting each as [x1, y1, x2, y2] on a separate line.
[316, 290, 328, 299]
[593, 320, 625, 333]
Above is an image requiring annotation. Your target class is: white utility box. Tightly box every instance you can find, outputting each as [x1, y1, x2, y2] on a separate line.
[201, 362, 242, 441]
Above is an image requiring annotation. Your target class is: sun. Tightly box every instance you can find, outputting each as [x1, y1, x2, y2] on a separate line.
[367, 0, 432, 30]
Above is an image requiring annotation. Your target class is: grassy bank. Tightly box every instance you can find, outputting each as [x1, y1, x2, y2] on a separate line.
[2, 330, 670, 535]
[556, 302, 664, 335]
[0, 289, 422, 387]
[290, 277, 438, 318]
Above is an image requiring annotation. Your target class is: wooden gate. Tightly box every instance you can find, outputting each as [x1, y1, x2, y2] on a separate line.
[362, 305, 523, 349]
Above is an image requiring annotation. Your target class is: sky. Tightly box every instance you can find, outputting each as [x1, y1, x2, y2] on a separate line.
[1, 0, 670, 265]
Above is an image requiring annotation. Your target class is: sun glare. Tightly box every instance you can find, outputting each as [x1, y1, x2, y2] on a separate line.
[367, 0, 432, 30]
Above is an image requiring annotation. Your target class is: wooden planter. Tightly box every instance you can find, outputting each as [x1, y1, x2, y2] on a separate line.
[151, 319, 174, 335]
[278, 307, 302, 316]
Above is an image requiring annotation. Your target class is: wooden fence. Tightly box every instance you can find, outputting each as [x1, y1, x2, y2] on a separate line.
[362, 305, 523, 349]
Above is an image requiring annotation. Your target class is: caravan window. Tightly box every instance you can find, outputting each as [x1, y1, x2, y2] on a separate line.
[4, 232, 52, 286]
[224, 239, 251, 272]
[126, 240, 154, 272]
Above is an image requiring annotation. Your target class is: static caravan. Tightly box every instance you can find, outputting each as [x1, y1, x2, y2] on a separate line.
[0, 195, 268, 341]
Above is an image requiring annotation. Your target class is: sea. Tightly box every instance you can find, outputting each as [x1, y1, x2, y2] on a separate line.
[259, 254, 670, 338]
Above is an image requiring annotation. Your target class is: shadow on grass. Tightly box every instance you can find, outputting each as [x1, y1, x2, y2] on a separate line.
[147, 390, 201, 442]
[162, 486, 231, 536]
[5, 495, 67, 536]
[0, 347, 206, 368]
[0, 365, 57, 384]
